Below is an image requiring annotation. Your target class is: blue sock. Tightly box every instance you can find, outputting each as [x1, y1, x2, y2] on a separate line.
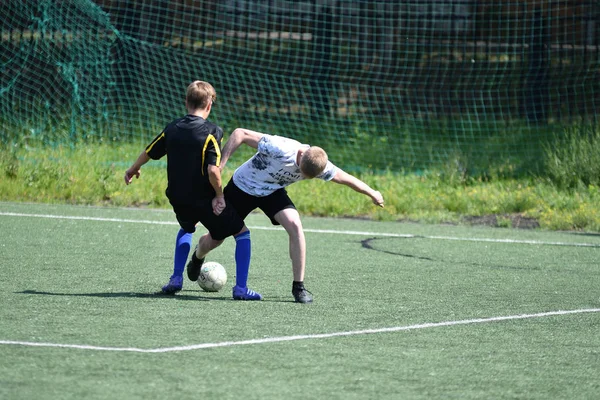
[173, 228, 192, 278]
[234, 230, 251, 288]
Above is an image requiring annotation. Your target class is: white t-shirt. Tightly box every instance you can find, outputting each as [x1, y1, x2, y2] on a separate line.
[232, 135, 337, 197]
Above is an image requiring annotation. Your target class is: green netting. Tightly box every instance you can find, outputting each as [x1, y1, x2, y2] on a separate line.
[1, 0, 599, 175]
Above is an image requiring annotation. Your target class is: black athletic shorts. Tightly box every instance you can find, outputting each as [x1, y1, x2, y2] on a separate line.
[224, 179, 296, 226]
[172, 198, 245, 240]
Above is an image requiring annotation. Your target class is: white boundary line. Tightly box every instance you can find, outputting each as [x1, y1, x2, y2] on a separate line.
[1, 308, 599, 353]
[1, 211, 599, 247]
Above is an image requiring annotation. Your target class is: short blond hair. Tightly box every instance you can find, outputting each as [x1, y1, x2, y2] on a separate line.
[186, 81, 216, 109]
[300, 146, 328, 178]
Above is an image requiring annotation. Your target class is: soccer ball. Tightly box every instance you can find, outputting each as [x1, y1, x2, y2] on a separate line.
[197, 262, 227, 292]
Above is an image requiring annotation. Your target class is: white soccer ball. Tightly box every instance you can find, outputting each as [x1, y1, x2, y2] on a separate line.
[197, 262, 228, 292]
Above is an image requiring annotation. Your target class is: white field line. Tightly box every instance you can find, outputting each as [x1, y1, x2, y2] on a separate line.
[1, 211, 599, 248]
[1, 308, 599, 353]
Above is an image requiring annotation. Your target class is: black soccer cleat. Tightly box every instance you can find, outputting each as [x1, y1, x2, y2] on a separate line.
[292, 287, 313, 304]
[186, 249, 205, 282]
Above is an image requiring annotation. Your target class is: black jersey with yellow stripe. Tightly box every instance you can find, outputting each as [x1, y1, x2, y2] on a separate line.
[145, 115, 223, 206]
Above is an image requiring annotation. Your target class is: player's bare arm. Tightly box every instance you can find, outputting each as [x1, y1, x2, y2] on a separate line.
[124, 151, 151, 185]
[208, 164, 226, 215]
[330, 169, 384, 208]
[220, 128, 264, 170]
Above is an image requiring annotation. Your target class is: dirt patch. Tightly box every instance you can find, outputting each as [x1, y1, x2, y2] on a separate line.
[463, 214, 540, 229]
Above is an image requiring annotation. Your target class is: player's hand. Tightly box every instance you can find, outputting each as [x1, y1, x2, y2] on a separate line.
[212, 196, 226, 216]
[372, 191, 384, 208]
[124, 168, 140, 185]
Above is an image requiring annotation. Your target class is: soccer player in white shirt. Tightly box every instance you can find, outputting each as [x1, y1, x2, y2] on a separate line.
[218, 128, 384, 303]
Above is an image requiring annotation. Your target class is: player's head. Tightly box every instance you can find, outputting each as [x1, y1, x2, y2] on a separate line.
[300, 146, 328, 178]
[186, 81, 216, 110]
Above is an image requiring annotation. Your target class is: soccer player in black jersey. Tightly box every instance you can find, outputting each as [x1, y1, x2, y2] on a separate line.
[124, 81, 261, 300]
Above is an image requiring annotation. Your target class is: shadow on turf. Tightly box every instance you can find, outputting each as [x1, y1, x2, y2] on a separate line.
[15, 289, 236, 301]
[17, 290, 299, 303]
[360, 237, 545, 271]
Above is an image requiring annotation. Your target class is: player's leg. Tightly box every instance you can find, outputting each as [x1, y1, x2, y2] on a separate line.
[274, 208, 306, 282]
[186, 232, 223, 281]
[231, 226, 261, 300]
[161, 228, 193, 294]
[263, 189, 313, 304]
[273, 208, 312, 303]
[233, 228, 251, 287]
[224, 180, 262, 300]
[161, 207, 196, 294]
[173, 201, 222, 283]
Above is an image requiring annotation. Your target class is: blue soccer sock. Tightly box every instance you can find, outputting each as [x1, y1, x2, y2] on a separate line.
[234, 230, 251, 288]
[173, 228, 193, 278]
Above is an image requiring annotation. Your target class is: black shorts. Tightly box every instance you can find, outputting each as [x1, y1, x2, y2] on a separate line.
[224, 179, 296, 226]
[172, 199, 245, 241]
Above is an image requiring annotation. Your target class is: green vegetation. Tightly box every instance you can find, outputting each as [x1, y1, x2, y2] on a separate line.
[542, 125, 600, 189]
[1, 123, 599, 232]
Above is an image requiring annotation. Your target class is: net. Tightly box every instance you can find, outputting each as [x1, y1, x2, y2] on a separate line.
[1, 0, 599, 175]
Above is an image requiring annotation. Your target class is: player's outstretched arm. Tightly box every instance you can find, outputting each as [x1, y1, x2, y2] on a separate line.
[220, 128, 264, 170]
[330, 169, 384, 208]
[124, 151, 151, 185]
